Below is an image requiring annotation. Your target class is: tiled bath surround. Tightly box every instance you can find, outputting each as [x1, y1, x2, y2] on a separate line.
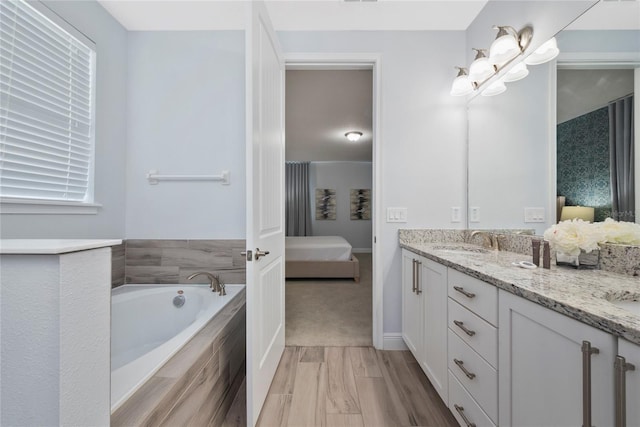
[111, 243, 125, 287]
[399, 229, 640, 277]
[111, 239, 247, 288]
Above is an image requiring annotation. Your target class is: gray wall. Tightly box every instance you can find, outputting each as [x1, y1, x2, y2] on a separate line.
[279, 31, 468, 336]
[310, 162, 372, 251]
[0, 1, 128, 239]
[125, 31, 246, 239]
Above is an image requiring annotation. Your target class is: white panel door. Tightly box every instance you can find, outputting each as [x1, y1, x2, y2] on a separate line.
[245, 2, 285, 426]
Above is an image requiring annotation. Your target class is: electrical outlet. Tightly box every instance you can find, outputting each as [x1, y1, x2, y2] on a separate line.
[451, 207, 461, 223]
[524, 207, 545, 223]
[469, 207, 480, 223]
[387, 207, 407, 223]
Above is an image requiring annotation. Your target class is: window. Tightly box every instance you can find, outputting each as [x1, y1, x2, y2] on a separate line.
[0, 0, 97, 212]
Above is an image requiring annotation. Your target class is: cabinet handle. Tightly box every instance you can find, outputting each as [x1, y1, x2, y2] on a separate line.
[453, 320, 476, 337]
[582, 340, 600, 427]
[454, 404, 476, 427]
[453, 286, 476, 299]
[615, 355, 636, 427]
[454, 358, 476, 379]
[411, 259, 417, 293]
[415, 260, 422, 295]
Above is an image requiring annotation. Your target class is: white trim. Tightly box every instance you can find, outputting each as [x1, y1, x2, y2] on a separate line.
[548, 62, 558, 229]
[0, 198, 102, 215]
[558, 52, 640, 69]
[284, 52, 384, 350]
[383, 333, 408, 351]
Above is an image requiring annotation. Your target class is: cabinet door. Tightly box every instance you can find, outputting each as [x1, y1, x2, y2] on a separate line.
[401, 249, 422, 359]
[618, 338, 640, 426]
[419, 259, 448, 403]
[499, 290, 615, 427]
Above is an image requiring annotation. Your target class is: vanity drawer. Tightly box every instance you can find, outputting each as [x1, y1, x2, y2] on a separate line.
[449, 371, 496, 427]
[448, 269, 498, 326]
[448, 298, 498, 367]
[448, 329, 497, 423]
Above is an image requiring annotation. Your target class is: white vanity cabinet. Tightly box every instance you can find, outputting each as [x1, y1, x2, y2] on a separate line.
[401, 249, 448, 403]
[447, 269, 498, 427]
[498, 289, 616, 427]
[617, 338, 640, 427]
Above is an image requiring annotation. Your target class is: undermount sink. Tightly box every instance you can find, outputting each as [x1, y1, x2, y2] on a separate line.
[598, 291, 640, 316]
[432, 245, 490, 255]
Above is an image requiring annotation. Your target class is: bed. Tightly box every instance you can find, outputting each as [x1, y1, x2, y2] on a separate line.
[285, 236, 360, 282]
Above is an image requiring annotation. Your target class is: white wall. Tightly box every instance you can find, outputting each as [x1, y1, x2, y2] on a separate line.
[125, 31, 246, 239]
[279, 31, 468, 335]
[310, 162, 372, 251]
[0, 1, 128, 239]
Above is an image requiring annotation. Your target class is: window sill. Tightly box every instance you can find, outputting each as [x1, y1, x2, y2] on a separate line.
[0, 198, 102, 215]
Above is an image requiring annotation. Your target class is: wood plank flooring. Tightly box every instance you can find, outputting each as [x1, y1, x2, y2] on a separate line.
[252, 346, 457, 427]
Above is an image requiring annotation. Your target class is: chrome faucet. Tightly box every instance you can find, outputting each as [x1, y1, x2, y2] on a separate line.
[470, 230, 504, 251]
[186, 272, 226, 296]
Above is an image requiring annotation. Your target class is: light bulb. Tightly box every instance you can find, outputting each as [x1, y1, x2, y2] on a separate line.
[468, 49, 495, 83]
[450, 67, 474, 96]
[489, 26, 521, 66]
[345, 131, 362, 142]
[524, 37, 559, 65]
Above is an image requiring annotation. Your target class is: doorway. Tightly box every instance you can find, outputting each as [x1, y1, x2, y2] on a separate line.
[283, 56, 382, 348]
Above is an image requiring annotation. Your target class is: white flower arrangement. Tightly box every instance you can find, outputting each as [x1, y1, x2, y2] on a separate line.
[543, 218, 640, 255]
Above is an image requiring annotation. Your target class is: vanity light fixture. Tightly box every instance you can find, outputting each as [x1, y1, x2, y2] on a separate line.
[524, 37, 560, 65]
[450, 67, 475, 96]
[469, 49, 495, 82]
[345, 131, 363, 142]
[503, 62, 529, 83]
[481, 79, 507, 97]
[450, 24, 552, 98]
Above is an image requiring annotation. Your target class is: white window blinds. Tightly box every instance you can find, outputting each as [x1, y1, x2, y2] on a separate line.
[0, 0, 96, 203]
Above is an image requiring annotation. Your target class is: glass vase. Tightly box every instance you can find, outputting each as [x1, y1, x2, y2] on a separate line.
[556, 249, 600, 269]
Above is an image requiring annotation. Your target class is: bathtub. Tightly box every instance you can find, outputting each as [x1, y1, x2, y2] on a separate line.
[110, 284, 244, 412]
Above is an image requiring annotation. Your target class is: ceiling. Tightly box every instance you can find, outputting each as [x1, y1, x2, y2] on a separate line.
[97, 0, 640, 31]
[285, 70, 373, 161]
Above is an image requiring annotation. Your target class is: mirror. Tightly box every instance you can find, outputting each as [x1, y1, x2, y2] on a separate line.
[466, 1, 638, 234]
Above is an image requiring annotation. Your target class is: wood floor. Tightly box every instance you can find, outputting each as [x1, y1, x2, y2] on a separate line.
[225, 346, 457, 427]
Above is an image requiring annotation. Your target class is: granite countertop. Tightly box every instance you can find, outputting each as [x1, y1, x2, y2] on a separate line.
[400, 241, 640, 345]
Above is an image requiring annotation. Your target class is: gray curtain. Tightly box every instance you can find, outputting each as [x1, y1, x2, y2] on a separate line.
[286, 162, 312, 236]
[609, 95, 635, 222]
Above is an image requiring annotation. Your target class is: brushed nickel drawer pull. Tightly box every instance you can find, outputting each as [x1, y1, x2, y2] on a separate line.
[615, 355, 636, 427]
[415, 260, 422, 295]
[454, 286, 476, 299]
[454, 404, 476, 427]
[582, 340, 600, 427]
[454, 320, 476, 337]
[454, 358, 476, 380]
[411, 259, 417, 293]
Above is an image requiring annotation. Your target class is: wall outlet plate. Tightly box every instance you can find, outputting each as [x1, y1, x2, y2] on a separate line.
[469, 207, 480, 223]
[451, 207, 461, 223]
[524, 207, 545, 223]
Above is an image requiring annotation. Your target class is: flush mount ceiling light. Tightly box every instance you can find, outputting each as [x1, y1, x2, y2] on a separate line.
[524, 37, 560, 65]
[481, 79, 507, 97]
[345, 131, 363, 142]
[450, 67, 475, 96]
[468, 49, 495, 83]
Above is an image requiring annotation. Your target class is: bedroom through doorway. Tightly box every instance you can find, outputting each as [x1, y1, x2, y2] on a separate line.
[284, 67, 374, 347]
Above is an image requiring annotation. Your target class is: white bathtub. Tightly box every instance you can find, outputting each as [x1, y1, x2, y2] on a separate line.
[110, 284, 244, 412]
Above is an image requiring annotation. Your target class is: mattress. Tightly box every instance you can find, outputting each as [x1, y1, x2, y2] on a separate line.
[285, 236, 352, 261]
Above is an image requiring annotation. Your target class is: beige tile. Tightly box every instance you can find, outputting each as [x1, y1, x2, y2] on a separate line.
[299, 346, 325, 363]
[287, 362, 327, 426]
[222, 377, 247, 427]
[354, 377, 405, 427]
[325, 347, 360, 414]
[325, 413, 364, 427]
[111, 377, 175, 427]
[162, 248, 232, 268]
[269, 347, 301, 395]
[125, 266, 179, 284]
[126, 239, 189, 249]
[348, 347, 382, 378]
[258, 394, 292, 427]
[125, 248, 163, 266]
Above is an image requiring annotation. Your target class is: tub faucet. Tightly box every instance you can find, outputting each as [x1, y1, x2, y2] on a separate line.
[187, 272, 226, 296]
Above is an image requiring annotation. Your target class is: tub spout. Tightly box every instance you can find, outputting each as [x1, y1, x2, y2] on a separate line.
[186, 272, 225, 295]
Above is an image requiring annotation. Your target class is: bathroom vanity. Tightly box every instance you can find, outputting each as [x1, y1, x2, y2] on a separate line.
[400, 232, 640, 427]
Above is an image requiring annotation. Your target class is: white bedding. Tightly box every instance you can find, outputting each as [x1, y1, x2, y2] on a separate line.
[285, 236, 352, 261]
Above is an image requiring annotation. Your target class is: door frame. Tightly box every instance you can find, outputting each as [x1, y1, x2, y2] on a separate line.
[284, 52, 384, 349]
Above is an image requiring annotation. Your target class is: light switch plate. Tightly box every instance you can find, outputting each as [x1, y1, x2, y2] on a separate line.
[524, 207, 545, 223]
[469, 207, 480, 223]
[451, 207, 461, 223]
[387, 207, 407, 223]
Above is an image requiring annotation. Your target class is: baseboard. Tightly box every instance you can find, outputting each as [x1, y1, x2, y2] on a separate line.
[383, 333, 408, 350]
[352, 248, 372, 254]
